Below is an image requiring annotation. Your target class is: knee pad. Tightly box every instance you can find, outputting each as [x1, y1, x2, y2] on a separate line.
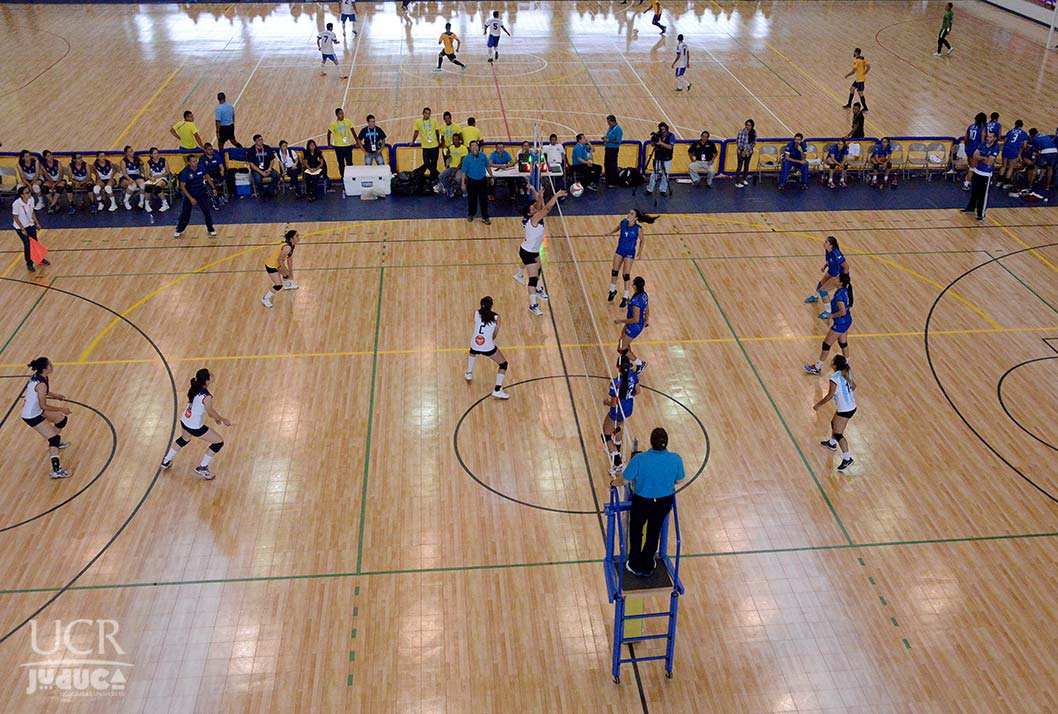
[55, 416, 68, 429]
[604, 433, 613, 443]
[618, 347, 629, 356]
[105, 185, 113, 195]
[175, 436, 189, 447]
[611, 269, 619, 278]
[528, 276, 538, 288]
[839, 342, 848, 350]
[93, 185, 101, 195]
[208, 441, 224, 453]
[832, 433, 843, 441]
[498, 361, 508, 371]
[48, 434, 62, 448]
[623, 274, 630, 283]
[821, 341, 832, 353]
[32, 185, 41, 194]
[273, 284, 283, 292]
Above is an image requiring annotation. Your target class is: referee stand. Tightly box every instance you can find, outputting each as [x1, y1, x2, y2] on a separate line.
[603, 480, 684, 684]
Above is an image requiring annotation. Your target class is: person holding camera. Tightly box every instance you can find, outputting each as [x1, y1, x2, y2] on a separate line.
[688, 130, 717, 188]
[645, 122, 675, 196]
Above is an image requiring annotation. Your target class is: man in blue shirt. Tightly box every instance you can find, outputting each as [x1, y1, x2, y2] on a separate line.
[612, 427, 685, 577]
[779, 132, 809, 189]
[571, 133, 601, 191]
[174, 154, 217, 239]
[602, 114, 623, 186]
[962, 130, 999, 220]
[248, 134, 280, 199]
[214, 92, 241, 151]
[1030, 128, 1057, 189]
[461, 141, 494, 224]
[199, 142, 227, 206]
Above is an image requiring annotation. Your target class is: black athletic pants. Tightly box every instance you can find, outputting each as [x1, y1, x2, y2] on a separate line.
[14, 227, 34, 267]
[421, 147, 440, 181]
[628, 493, 673, 575]
[334, 146, 354, 180]
[965, 171, 991, 219]
[466, 177, 489, 219]
[604, 146, 620, 185]
[176, 192, 215, 233]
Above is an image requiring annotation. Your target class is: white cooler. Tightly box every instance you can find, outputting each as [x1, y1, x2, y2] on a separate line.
[343, 165, 392, 197]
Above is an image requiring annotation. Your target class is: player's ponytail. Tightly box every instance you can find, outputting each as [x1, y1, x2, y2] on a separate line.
[478, 296, 496, 325]
[631, 209, 658, 225]
[188, 368, 211, 402]
[617, 355, 633, 400]
[284, 229, 298, 243]
[826, 235, 840, 252]
[27, 357, 49, 374]
[833, 354, 851, 381]
[839, 272, 853, 308]
[633, 276, 646, 294]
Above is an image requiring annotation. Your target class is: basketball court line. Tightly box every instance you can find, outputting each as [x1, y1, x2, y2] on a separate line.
[988, 215, 1058, 277]
[355, 266, 385, 575]
[618, 50, 679, 138]
[0, 257, 20, 279]
[985, 251, 1058, 317]
[232, 55, 264, 106]
[700, 46, 793, 134]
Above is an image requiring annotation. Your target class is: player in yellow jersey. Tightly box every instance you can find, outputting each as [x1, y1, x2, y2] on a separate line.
[436, 23, 466, 72]
[643, 0, 666, 35]
[261, 230, 300, 308]
[843, 48, 870, 111]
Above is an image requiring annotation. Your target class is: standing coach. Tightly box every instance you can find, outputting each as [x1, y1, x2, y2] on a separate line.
[173, 154, 217, 239]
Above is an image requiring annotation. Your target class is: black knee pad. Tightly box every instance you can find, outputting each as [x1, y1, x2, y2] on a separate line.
[604, 433, 613, 443]
[48, 434, 62, 448]
[528, 276, 538, 288]
[498, 361, 508, 370]
[176, 436, 189, 447]
[273, 284, 283, 291]
[839, 342, 848, 350]
[618, 348, 629, 356]
[611, 269, 619, 278]
[623, 274, 630, 282]
[209, 441, 224, 453]
[55, 416, 68, 429]
[832, 433, 843, 441]
[821, 341, 832, 353]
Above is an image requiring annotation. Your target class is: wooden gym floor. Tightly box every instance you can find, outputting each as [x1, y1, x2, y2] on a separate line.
[2, 3, 1058, 713]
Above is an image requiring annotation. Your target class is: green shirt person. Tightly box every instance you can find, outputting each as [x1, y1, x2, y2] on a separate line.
[935, 2, 954, 56]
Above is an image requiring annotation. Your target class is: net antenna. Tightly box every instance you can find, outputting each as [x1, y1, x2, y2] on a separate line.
[535, 123, 637, 477]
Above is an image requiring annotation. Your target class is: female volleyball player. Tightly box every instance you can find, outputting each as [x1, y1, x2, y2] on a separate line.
[465, 296, 510, 400]
[144, 147, 171, 213]
[22, 357, 72, 479]
[607, 208, 657, 306]
[261, 229, 300, 308]
[804, 272, 853, 376]
[615, 276, 649, 373]
[814, 354, 857, 472]
[602, 355, 641, 472]
[120, 146, 146, 210]
[805, 236, 849, 319]
[16, 150, 44, 209]
[161, 368, 233, 480]
[92, 151, 119, 212]
[514, 185, 566, 316]
[40, 151, 64, 215]
[66, 153, 94, 213]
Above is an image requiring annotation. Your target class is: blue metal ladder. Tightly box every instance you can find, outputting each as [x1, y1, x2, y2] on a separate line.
[603, 485, 684, 684]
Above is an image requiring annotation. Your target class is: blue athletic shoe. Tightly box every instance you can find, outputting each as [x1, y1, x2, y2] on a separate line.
[805, 294, 819, 303]
[803, 364, 822, 375]
[818, 310, 831, 319]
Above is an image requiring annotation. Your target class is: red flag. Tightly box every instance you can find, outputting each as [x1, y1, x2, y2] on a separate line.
[28, 237, 48, 265]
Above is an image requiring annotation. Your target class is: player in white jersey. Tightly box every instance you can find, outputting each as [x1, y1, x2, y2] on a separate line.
[813, 354, 857, 472]
[317, 23, 348, 79]
[21, 357, 72, 479]
[514, 184, 566, 316]
[483, 11, 511, 63]
[465, 296, 510, 399]
[161, 368, 233, 480]
[338, 0, 357, 34]
[671, 34, 690, 92]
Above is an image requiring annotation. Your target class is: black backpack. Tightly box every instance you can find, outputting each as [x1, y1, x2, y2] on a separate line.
[391, 170, 423, 196]
[617, 167, 643, 187]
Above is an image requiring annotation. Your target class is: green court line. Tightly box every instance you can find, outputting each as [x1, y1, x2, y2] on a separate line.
[2, 531, 1057, 596]
[985, 250, 1058, 318]
[355, 265, 385, 575]
[0, 277, 56, 356]
[690, 258, 853, 545]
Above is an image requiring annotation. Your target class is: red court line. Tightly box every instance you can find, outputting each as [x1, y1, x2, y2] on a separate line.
[490, 65, 513, 142]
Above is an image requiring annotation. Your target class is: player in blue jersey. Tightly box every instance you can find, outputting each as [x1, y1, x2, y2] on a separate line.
[998, 120, 1027, 190]
[805, 236, 849, 320]
[963, 112, 986, 190]
[986, 112, 1001, 141]
[607, 209, 657, 306]
[615, 276, 649, 374]
[602, 355, 641, 473]
[805, 273, 853, 375]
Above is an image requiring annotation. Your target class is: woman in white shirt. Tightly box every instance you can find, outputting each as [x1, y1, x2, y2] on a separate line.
[11, 185, 49, 273]
[813, 354, 857, 472]
[277, 140, 303, 197]
[21, 357, 73, 479]
[160, 368, 233, 480]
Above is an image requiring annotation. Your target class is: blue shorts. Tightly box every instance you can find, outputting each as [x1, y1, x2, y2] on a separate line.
[964, 144, 979, 161]
[321, 53, 337, 62]
[341, 13, 355, 21]
[1001, 145, 1022, 160]
[1039, 152, 1058, 169]
[675, 67, 686, 77]
[608, 405, 633, 423]
[851, 81, 864, 92]
[487, 35, 500, 48]
[831, 319, 852, 335]
[624, 324, 644, 340]
[616, 243, 637, 259]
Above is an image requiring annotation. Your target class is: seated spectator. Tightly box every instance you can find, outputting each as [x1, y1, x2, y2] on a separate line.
[541, 133, 568, 192]
[40, 150, 65, 215]
[778, 132, 809, 190]
[571, 133, 601, 191]
[439, 134, 468, 199]
[120, 146, 146, 211]
[66, 152, 94, 213]
[302, 139, 328, 202]
[277, 140, 302, 197]
[514, 140, 533, 194]
[825, 139, 849, 188]
[16, 150, 44, 209]
[687, 130, 717, 188]
[489, 142, 516, 198]
[199, 142, 227, 205]
[358, 115, 387, 165]
[869, 137, 895, 188]
[248, 134, 280, 199]
[91, 151, 119, 212]
[144, 147, 171, 213]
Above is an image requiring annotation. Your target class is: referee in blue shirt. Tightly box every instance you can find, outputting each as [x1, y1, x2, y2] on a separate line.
[602, 114, 623, 186]
[612, 427, 685, 577]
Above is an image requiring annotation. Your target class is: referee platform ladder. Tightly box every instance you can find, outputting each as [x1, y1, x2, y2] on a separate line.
[603, 485, 684, 684]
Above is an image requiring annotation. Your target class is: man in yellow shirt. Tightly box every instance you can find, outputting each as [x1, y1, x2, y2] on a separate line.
[170, 110, 203, 152]
[461, 116, 483, 148]
[843, 47, 870, 112]
[440, 111, 462, 151]
[435, 22, 466, 72]
[643, 0, 666, 35]
[327, 106, 357, 178]
[438, 134, 469, 198]
[412, 106, 441, 180]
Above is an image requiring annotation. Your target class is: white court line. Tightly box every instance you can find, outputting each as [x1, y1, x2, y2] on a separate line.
[341, 24, 365, 109]
[233, 55, 264, 106]
[618, 51, 680, 138]
[701, 46, 792, 134]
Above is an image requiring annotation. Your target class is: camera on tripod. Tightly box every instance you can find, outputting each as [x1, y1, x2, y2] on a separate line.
[649, 131, 661, 145]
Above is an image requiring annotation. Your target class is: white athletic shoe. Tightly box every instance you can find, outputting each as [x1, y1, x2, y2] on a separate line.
[96, 201, 104, 211]
[932, 52, 942, 57]
[138, 195, 145, 208]
[161, 459, 172, 470]
[159, 200, 170, 212]
[195, 466, 215, 480]
[58, 440, 71, 449]
[946, 47, 954, 56]
[145, 202, 153, 213]
[283, 280, 299, 290]
[208, 229, 217, 237]
[513, 272, 526, 285]
[173, 230, 183, 239]
[464, 371, 473, 382]
[50, 468, 72, 479]
[262, 296, 273, 308]
[529, 304, 544, 316]
[535, 289, 549, 301]
[124, 198, 132, 210]
[492, 389, 511, 400]
[108, 199, 118, 212]
[34, 198, 44, 210]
